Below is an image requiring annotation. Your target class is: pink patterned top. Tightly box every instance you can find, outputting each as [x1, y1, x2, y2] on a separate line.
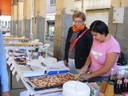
[89, 36, 120, 76]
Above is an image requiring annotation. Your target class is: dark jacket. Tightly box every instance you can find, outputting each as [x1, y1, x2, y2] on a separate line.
[64, 26, 93, 69]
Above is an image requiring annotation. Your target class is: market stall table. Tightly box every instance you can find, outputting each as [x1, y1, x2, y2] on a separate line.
[4, 37, 29, 41]
[4, 42, 42, 46]
[6, 55, 70, 96]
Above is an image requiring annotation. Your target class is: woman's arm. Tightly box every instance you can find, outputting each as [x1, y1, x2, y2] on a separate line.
[83, 52, 119, 79]
[64, 27, 72, 66]
[80, 56, 91, 73]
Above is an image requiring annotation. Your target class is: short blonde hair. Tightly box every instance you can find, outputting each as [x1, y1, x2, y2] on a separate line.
[72, 11, 86, 21]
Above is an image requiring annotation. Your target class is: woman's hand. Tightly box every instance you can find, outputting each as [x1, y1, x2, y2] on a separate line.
[79, 66, 88, 74]
[79, 56, 91, 74]
[64, 60, 68, 67]
[79, 63, 90, 75]
[80, 73, 91, 80]
[2, 92, 10, 96]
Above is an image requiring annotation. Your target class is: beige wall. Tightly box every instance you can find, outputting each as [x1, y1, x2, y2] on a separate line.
[18, 1, 23, 20]
[17, 0, 24, 36]
[84, 0, 111, 9]
[74, 0, 111, 13]
[13, 6, 18, 21]
[23, 0, 32, 37]
[23, 0, 32, 19]
[39, 0, 46, 42]
[74, 1, 82, 11]
[11, 0, 18, 36]
[86, 9, 109, 27]
[39, 0, 46, 17]
[64, 0, 74, 14]
[56, 0, 74, 14]
[56, 0, 64, 14]
[112, 0, 128, 7]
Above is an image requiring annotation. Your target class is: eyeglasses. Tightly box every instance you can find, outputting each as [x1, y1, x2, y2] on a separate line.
[74, 20, 83, 24]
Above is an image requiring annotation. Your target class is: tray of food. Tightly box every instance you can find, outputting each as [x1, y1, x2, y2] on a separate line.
[14, 58, 27, 65]
[24, 73, 75, 91]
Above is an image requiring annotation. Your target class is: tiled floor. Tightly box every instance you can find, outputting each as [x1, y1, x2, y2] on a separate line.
[8, 69, 26, 96]
[10, 89, 26, 96]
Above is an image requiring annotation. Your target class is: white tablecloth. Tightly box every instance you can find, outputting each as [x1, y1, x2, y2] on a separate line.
[7, 57, 69, 96]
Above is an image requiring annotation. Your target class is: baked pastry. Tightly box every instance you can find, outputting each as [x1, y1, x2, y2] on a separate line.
[29, 73, 75, 89]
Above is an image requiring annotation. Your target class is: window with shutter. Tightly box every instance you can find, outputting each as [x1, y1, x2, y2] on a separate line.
[50, 0, 56, 6]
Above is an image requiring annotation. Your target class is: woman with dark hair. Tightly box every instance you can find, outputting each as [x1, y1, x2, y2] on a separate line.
[80, 20, 120, 82]
[64, 11, 93, 74]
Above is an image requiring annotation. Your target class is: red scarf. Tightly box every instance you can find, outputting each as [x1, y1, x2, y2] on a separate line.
[72, 24, 85, 32]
